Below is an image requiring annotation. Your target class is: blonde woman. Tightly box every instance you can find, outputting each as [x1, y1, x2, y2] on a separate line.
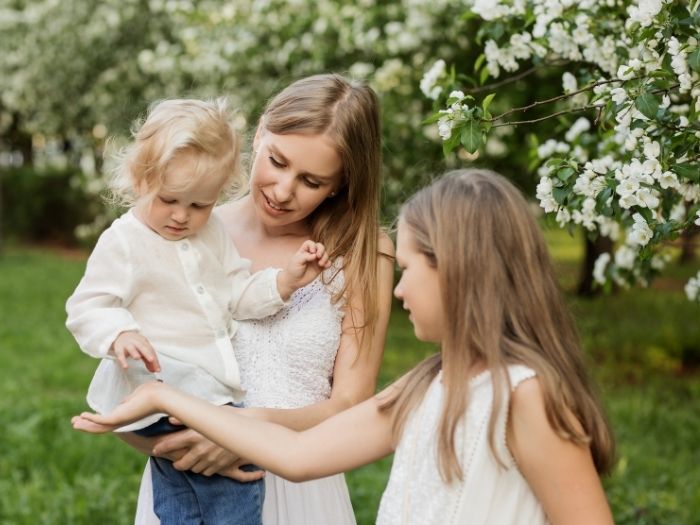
[111, 75, 394, 524]
[77, 169, 615, 525]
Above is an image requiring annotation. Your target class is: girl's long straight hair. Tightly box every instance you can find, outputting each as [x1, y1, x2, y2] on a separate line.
[260, 74, 383, 356]
[380, 169, 614, 483]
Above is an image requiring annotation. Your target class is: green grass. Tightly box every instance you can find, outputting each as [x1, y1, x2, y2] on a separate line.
[1, 242, 699, 524]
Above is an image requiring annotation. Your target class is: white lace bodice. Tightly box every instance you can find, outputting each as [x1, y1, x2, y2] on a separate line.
[376, 365, 549, 525]
[234, 264, 345, 409]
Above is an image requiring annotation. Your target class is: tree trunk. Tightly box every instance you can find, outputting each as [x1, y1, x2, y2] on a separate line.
[679, 227, 698, 264]
[0, 112, 34, 255]
[577, 235, 614, 297]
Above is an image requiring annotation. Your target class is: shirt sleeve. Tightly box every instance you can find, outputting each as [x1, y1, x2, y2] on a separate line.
[210, 215, 286, 320]
[65, 225, 141, 358]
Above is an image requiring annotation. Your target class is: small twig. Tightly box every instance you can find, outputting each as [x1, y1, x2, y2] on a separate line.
[491, 104, 606, 128]
[486, 77, 628, 122]
[465, 61, 568, 94]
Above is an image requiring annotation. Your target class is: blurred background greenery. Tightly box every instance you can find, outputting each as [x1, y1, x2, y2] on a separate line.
[1, 1, 699, 523]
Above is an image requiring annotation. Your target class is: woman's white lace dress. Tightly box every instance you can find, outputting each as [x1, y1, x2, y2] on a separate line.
[135, 265, 356, 525]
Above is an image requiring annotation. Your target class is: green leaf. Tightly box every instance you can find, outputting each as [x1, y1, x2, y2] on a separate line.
[638, 207, 653, 224]
[442, 130, 461, 156]
[557, 167, 575, 182]
[689, 48, 700, 72]
[597, 187, 613, 207]
[479, 66, 489, 86]
[635, 92, 659, 120]
[460, 119, 482, 154]
[422, 113, 442, 125]
[672, 163, 700, 182]
[474, 53, 485, 73]
[553, 186, 571, 205]
[482, 93, 496, 114]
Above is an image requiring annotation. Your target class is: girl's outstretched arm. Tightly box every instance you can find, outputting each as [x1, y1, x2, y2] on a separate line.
[73, 382, 395, 482]
[148, 233, 395, 475]
[507, 378, 614, 525]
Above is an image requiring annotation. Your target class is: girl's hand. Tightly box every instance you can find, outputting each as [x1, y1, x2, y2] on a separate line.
[71, 382, 166, 433]
[111, 331, 161, 373]
[276, 240, 331, 299]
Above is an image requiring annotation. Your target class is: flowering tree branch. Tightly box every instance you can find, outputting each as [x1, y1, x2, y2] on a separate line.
[421, 0, 700, 301]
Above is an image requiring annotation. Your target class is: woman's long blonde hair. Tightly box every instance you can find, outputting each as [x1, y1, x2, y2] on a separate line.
[259, 74, 383, 355]
[380, 169, 614, 483]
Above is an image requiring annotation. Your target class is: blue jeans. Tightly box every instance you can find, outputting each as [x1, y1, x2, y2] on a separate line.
[149, 457, 264, 525]
[136, 410, 264, 525]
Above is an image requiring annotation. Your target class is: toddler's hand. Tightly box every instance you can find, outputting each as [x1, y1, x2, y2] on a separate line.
[277, 241, 331, 299]
[111, 331, 161, 373]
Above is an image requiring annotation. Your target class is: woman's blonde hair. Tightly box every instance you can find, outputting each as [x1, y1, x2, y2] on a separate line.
[109, 98, 242, 206]
[260, 74, 383, 355]
[380, 169, 614, 483]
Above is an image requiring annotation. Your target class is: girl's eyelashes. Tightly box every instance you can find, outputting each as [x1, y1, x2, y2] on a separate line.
[159, 196, 176, 204]
[269, 156, 285, 168]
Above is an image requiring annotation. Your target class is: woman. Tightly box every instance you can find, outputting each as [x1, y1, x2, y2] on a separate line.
[120, 74, 394, 524]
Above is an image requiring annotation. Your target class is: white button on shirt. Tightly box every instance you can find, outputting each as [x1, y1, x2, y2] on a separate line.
[66, 210, 285, 431]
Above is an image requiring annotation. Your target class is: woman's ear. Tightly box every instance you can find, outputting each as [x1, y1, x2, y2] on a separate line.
[252, 123, 265, 153]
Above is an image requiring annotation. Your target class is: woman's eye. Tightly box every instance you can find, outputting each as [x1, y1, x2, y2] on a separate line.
[269, 156, 285, 168]
[303, 177, 321, 189]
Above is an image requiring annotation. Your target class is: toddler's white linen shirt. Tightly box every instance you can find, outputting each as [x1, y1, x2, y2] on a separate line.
[66, 210, 284, 431]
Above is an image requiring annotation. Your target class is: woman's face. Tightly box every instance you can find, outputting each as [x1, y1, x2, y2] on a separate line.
[394, 222, 444, 343]
[249, 129, 343, 232]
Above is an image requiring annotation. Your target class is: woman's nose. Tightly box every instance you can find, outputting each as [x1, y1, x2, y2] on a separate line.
[273, 173, 295, 203]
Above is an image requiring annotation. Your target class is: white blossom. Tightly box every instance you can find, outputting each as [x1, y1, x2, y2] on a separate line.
[565, 117, 591, 142]
[685, 271, 700, 301]
[615, 244, 637, 269]
[627, 213, 653, 246]
[562, 72, 577, 93]
[593, 252, 610, 284]
[420, 59, 446, 100]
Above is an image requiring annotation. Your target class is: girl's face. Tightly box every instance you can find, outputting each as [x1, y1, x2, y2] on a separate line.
[250, 129, 343, 232]
[394, 222, 444, 343]
[135, 151, 223, 241]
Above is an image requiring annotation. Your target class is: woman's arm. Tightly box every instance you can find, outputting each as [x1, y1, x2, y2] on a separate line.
[151, 233, 394, 471]
[507, 378, 614, 525]
[74, 382, 395, 482]
[249, 232, 395, 430]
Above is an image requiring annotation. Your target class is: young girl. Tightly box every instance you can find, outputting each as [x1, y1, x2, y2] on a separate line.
[74, 170, 614, 523]
[66, 98, 330, 525]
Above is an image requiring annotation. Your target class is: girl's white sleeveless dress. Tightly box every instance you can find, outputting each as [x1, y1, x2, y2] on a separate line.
[135, 265, 356, 525]
[376, 365, 549, 525]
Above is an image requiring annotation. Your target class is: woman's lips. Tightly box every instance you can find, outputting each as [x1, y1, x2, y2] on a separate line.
[262, 192, 289, 215]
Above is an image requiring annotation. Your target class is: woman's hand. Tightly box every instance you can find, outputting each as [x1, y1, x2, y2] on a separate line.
[153, 427, 264, 481]
[71, 382, 166, 433]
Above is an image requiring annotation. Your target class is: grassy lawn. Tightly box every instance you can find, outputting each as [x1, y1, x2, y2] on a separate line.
[1, 237, 699, 524]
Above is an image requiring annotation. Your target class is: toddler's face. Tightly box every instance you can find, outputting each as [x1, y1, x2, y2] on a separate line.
[136, 151, 223, 241]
